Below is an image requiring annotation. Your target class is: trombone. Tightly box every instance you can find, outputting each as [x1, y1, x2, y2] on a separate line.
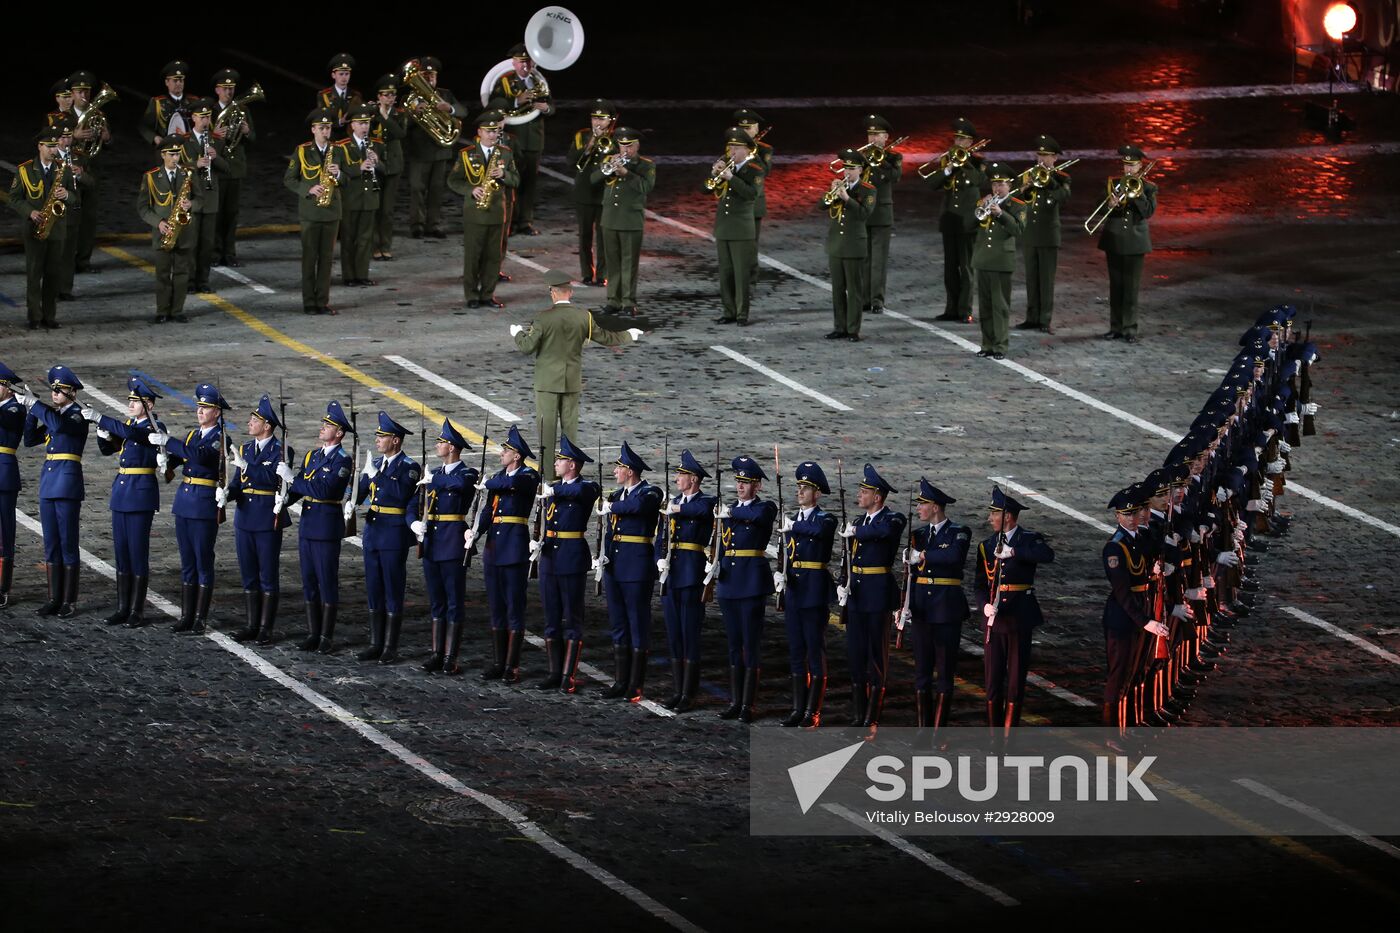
[1016, 157, 1080, 193]
[916, 137, 989, 180]
[827, 135, 908, 172]
[1083, 159, 1156, 235]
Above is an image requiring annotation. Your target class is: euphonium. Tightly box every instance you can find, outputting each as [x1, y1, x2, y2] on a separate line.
[160, 169, 194, 251]
[475, 145, 501, 210]
[33, 157, 68, 242]
[315, 150, 337, 208]
[215, 82, 265, 151]
[75, 83, 118, 158]
[401, 59, 463, 146]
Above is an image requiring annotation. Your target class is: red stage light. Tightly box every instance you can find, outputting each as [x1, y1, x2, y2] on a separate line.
[1323, 2, 1358, 40]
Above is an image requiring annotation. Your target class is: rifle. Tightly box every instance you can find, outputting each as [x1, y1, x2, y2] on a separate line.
[417, 406, 427, 560]
[773, 444, 785, 611]
[463, 415, 489, 568]
[527, 461, 544, 581]
[895, 490, 914, 648]
[659, 439, 674, 595]
[215, 387, 228, 526]
[273, 379, 291, 516]
[701, 440, 722, 604]
[836, 458, 850, 624]
[137, 394, 170, 483]
[593, 437, 605, 596]
[987, 488, 1007, 645]
[344, 389, 358, 538]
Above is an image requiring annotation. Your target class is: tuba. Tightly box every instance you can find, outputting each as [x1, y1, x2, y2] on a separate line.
[480, 6, 583, 126]
[75, 83, 118, 158]
[401, 60, 462, 146]
[215, 82, 265, 151]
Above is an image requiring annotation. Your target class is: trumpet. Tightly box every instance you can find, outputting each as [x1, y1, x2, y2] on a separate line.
[704, 156, 735, 192]
[974, 191, 1014, 223]
[827, 135, 908, 172]
[1083, 159, 1156, 235]
[600, 153, 630, 176]
[1016, 157, 1080, 192]
[821, 177, 850, 208]
[916, 137, 989, 179]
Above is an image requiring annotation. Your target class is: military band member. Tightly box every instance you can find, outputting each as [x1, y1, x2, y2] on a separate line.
[776, 461, 838, 728]
[0, 364, 24, 609]
[1103, 489, 1171, 740]
[1017, 134, 1071, 334]
[141, 61, 193, 145]
[86, 377, 166, 629]
[50, 114, 86, 303]
[733, 109, 771, 286]
[284, 109, 354, 315]
[901, 479, 971, 732]
[8, 127, 72, 330]
[67, 70, 110, 275]
[497, 44, 554, 235]
[211, 69, 254, 267]
[370, 74, 408, 261]
[338, 105, 385, 287]
[533, 433, 600, 691]
[1098, 144, 1157, 343]
[656, 449, 716, 711]
[466, 424, 540, 683]
[138, 139, 200, 323]
[225, 395, 290, 645]
[710, 129, 764, 325]
[569, 99, 616, 286]
[971, 163, 1026, 360]
[407, 419, 477, 675]
[592, 127, 654, 316]
[822, 149, 876, 342]
[712, 456, 777, 722]
[447, 110, 519, 308]
[837, 464, 906, 730]
[317, 53, 362, 139]
[179, 99, 226, 293]
[46, 80, 74, 125]
[277, 402, 355, 653]
[350, 412, 420, 664]
[597, 441, 663, 701]
[862, 114, 902, 313]
[975, 486, 1055, 732]
[930, 118, 986, 323]
[404, 56, 460, 239]
[18, 367, 88, 618]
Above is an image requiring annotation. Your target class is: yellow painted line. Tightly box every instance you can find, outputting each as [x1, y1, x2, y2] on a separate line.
[0, 801, 37, 808]
[328, 827, 367, 835]
[1, 223, 299, 249]
[167, 816, 207, 823]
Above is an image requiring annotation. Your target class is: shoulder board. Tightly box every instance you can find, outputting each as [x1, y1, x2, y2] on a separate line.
[1009, 197, 1026, 206]
[638, 156, 655, 165]
[573, 129, 589, 145]
[319, 86, 334, 95]
[144, 167, 161, 176]
[758, 141, 773, 152]
[298, 140, 315, 149]
[859, 181, 876, 191]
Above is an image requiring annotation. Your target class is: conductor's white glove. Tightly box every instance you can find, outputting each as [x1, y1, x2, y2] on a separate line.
[627, 328, 644, 341]
[342, 500, 355, 523]
[509, 324, 523, 337]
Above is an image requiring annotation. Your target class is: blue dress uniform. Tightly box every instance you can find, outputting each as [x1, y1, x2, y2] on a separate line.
[1103, 489, 1158, 731]
[535, 432, 600, 692]
[0, 363, 26, 609]
[714, 455, 778, 722]
[905, 479, 971, 731]
[974, 486, 1056, 730]
[286, 401, 355, 653]
[842, 464, 907, 728]
[472, 424, 540, 682]
[655, 448, 716, 711]
[353, 411, 421, 665]
[227, 395, 291, 645]
[22, 365, 89, 618]
[92, 377, 165, 628]
[161, 383, 231, 633]
[406, 419, 478, 676]
[600, 440, 663, 700]
[779, 461, 838, 728]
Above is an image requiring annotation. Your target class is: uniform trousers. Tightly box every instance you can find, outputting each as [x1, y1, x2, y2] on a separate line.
[661, 583, 704, 663]
[539, 563, 586, 640]
[112, 510, 155, 577]
[423, 556, 466, 623]
[984, 620, 1034, 707]
[484, 558, 528, 632]
[298, 536, 343, 603]
[23, 234, 65, 326]
[716, 240, 757, 322]
[910, 619, 961, 693]
[784, 604, 828, 677]
[845, 608, 892, 689]
[364, 546, 409, 613]
[300, 220, 338, 310]
[234, 526, 281, 592]
[575, 203, 605, 280]
[605, 573, 654, 649]
[719, 595, 764, 668]
[602, 228, 642, 307]
[174, 515, 217, 585]
[940, 216, 974, 316]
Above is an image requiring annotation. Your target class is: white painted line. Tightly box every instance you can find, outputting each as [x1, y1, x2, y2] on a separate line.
[220, 48, 322, 89]
[214, 265, 276, 295]
[383, 355, 522, 423]
[522, 633, 676, 719]
[507, 251, 549, 273]
[83, 385, 128, 413]
[710, 346, 852, 412]
[0, 159, 16, 172]
[822, 803, 1020, 906]
[988, 476, 1116, 534]
[1234, 778, 1400, 860]
[13, 507, 700, 930]
[1279, 607, 1400, 667]
[956, 639, 1099, 709]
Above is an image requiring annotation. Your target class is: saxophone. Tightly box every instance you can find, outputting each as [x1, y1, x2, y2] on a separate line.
[159, 169, 194, 251]
[33, 159, 68, 241]
[475, 145, 501, 211]
[315, 147, 338, 208]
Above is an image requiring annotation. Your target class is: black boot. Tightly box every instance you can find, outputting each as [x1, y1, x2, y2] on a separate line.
[56, 564, 80, 618]
[536, 637, 564, 689]
[0, 556, 10, 608]
[676, 660, 701, 712]
[378, 612, 403, 665]
[36, 563, 63, 616]
[172, 582, 197, 632]
[931, 693, 951, 742]
[988, 699, 1006, 729]
[851, 683, 869, 727]
[625, 648, 649, 701]
[780, 674, 808, 727]
[233, 589, 261, 642]
[915, 689, 931, 728]
[500, 630, 524, 683]
[188, 583, 213, 634]
[481, 628, 508, 680]
[863, 687, 886, 729]
[301, 601, 323, 651]
[559, 639, 583, 693]
[737, 666, 760, 722]
[318, 603, 338, 653]
[357, 608, 386, 661]
[105, 573, 133, 625]
[800, 677, 827, 728]
[440, 621, 464, 675]
[663, 660, 686, 709]
[718, 666, 745, 719]
[256, 591, 279, 645]
[126, 577, 151, 628]
[601, 645, 632, 697]
[422, 619, 445, 672]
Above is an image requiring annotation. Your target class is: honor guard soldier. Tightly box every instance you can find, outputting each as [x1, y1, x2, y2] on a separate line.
[140, 61, 193, 146]
[776, 461, 838, 728]
[594, 127, 656, 316]
[709, 128, 764, 325]
[1017, 134, 1071, 334]
[19, 366, 89, 617]
[568, 99, 616, 286]
[533, 433, 600, 691]
[901, 479, 971, 733]
[370, 74, 408, 261]
[408, 419, 478, 675]
[448, 110, 519, 309]
[317, 53, 362, 139]
[510, 269, 639, 482]
[822, 149, 876, 342]
[836, 464, 907, 730]
[351, 412, 420, 664]
[862, 114, 902, 314]
[0, 364, 27, 608]
[86, 377, 166, 629]
[971, 163, 1026, 360]
[225, 395, 291, 645]
[975, 486, 1055, 732]
[179, 99, 226, 293]
[139, 138, 201, 323]
[8, 126, 72, 330]
[656, 449, 717, 711]
[1097, 144, 1158, 343]
[929, 117, 986, 323]
[496, 43, 554, 235]
[67, 70, 111, 276]
[211, 69, 254, 267]
[712, 455, 778, 722]
[285, 109, 354, 315]
[150, 383, 231, 634]
[597, 441, 664, 701]
[278, 402, 355, 653]
[733, 109, 771, 284]
[1103, 489, 1171, 741]
[466, 424, 540, 683]
[338, 104, 385, 287]
[50, 114, 88, 304]
[404, 56, 460, 239]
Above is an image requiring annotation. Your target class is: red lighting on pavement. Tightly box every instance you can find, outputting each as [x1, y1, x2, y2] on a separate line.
[1322, 2, 1357, 40]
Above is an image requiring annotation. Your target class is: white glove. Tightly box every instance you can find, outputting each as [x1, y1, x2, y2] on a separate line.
[362, 449, 378, 478]
[1284, 412, 1300, 424]
[1190, 529, 1202, 544]
[780, 516, 795, 533]
[96, 428, 112, 441]
[1263, 428, 1277, 441]
[230, 447, 248, 471]
[1144, 620, 1170, 638]
[1266, 460, 1284, 475]
[994, 544, 1015, 560]
[148, 432, 170, 447]
[275, 461, 296, 484]
[1215, 487, 1228, 504]
[898, 609, 912, 628]
[1204, 576, 1216, 590]
[537, 482, 555, 498]
[943, 166, 953, 176]
[703, 560, 715, 577]
[665, 501, 681, 514]
[656, 558, 669, 575]
[597, 500, 612, 516]
[14, 390, 34, 408]
[463, 529, 478, 550]
[474, 479, 489, 492]
[81, 405, 99, 422]
[839, 522, 856, 538]
[836, 584, 849, 606]
[982, 603, 997, 620]
[1278, 441, 1291, 454]
[1303, 402, 1318, 415]
[595, 554, 610, 568]
[1235, 519, 1247, 532]
[416, 474, 432, 486]
[717, 503, 732, 519]
[1185, 587, 1207, 601]
[627, 328, 644, 341]
[1216, 552, 1240, 567]
[342, 499, 355, 523]
[1152, 560, 1163, 577]
[509, 324, 523, 337]
[1162, 562, 1176, 576]
[1165, 533, 1181, 547]
[214, 487, 228, 509]
[1245, 499, 1263, 512]
[1171, 604, 1191, 621]
[528, 539, 542, 559]
[904, 547, 922, 565]
[272, 497, 284, 515]
[772, 571, 786, 593]
[411, 520, 428, 537]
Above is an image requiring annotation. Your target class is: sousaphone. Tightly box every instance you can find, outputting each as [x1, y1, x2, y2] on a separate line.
[479, 6, 584, 125]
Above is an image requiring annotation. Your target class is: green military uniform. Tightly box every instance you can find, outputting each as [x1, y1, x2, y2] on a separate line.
[590, 127, 654, 314]
[139, 61, 193, 146]
[823, 150, 876, 340]
[496, 44, 555, 234]
[568, 99, 616, 284]
[8, 128, 73, 329]
[733, 110, 771, 287]
[317, 53, 362, 140]
[1019, 135, 1072, 332]
[136, 141, 203, 323]
[970, 164, 1026, 359]
[861, 114, 902, 313]
[446, 112, 520, 307]
[178, 100, 227, 292]
[211, 69, 255, 267]
[47, 112, 88, 302]
[404, 56, 461, 238]
[338, 106, 386, 286]
[369, 75, 407, 258]
[66, 71, 107, 275]
[928, 117, 986, 321]
[513, 270, 635, 480]
[283, 110, 356, 315]
[711, 130, 763, 324]
[1098, 144, 1157, 342]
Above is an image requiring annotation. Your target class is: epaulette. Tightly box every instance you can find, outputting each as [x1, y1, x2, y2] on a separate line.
[143, 166, 160, 177]
[573, 129, 589, 146]
[1009, 197, 1026, 206]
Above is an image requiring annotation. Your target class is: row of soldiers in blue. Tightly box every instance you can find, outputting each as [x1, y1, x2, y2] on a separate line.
[1098, 304, 1321, 741]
